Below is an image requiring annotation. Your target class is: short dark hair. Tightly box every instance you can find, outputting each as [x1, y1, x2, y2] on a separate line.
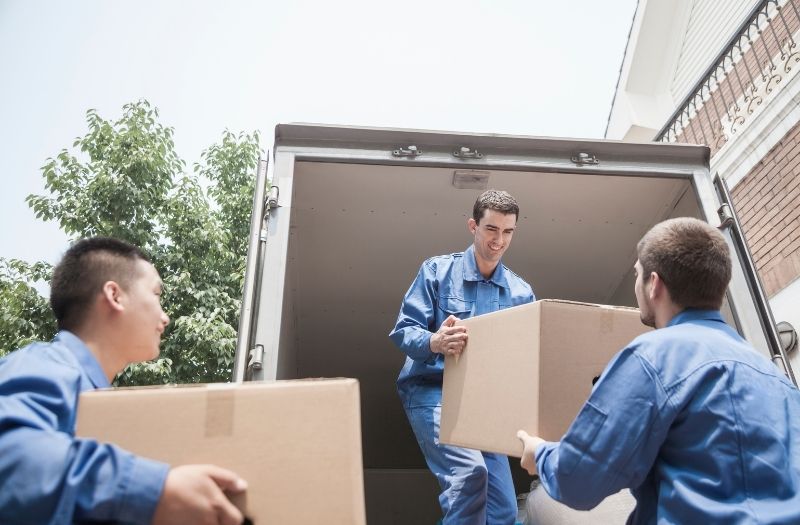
[472, 189, 519, 224]
[50, 237, 150, 331]
[637, 217, 731, 310]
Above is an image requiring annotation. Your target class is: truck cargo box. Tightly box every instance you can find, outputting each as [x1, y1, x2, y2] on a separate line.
[234, 124, 796, 524]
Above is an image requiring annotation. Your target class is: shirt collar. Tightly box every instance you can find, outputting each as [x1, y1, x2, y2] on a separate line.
[54, 330, 111, 389]
[666, 308, 725, 328]
[463, 244, 510, 288]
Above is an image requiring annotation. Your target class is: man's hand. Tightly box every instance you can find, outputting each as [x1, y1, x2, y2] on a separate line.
[430, 315, 468, 356]
[517, 430, 546, 476]
[152, 464, 248, 525]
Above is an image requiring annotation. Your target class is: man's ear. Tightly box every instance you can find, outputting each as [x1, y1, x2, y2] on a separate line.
[468, 218, 477, 235]
[648, 272, 665, 301]
[100, 281, 125, 313]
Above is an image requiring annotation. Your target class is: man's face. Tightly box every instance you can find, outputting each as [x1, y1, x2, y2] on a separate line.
[118, 259, 170, 363]
[634, 260, 656, 328]
[469, 209, 517, 267]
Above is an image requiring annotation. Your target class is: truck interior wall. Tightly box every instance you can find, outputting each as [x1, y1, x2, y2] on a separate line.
[607, 184, 703, 306]
[272, 160, 711, 521]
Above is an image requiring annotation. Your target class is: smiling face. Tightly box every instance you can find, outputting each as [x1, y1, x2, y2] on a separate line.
[468, 209, 517, 272]
[117, 259, 170, 363]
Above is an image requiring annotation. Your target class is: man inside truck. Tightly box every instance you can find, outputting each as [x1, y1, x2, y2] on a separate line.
[390, 190, 535, 525]
[518, 217, 800, 523]
[0, 237, 248, 525]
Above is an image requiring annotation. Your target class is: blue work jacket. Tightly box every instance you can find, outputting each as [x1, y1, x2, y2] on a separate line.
[389, 244, 534, 407]
[0, 331, 168, 524]
[536, 309, 800, 524]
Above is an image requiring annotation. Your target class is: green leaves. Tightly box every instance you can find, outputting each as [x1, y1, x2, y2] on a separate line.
[3, 100, 261, 385]
[0, 259, 56, 356]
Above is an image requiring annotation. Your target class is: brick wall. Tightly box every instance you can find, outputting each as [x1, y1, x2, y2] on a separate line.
[671, 1, 800, 297]
[730, 119, 800, 296]
[673, 2, 800, 156]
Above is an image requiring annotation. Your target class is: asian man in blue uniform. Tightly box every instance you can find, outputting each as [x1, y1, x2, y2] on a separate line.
[518, 217, 800, 524]
[390, 190, 535, 525]
[0, 237, 247, 525]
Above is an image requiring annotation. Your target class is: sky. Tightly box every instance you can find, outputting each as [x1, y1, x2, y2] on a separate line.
[0, 0, 638, 268]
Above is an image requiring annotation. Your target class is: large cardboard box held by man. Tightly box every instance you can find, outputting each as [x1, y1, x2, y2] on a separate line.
[76, 378, 366, 525]
[440, 299, 650, 457]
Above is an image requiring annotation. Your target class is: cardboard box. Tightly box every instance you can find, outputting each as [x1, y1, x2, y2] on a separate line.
[440, 299, 650, 457]
[76, 378, 366, 525]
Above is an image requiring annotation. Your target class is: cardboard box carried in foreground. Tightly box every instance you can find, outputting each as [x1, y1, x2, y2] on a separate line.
[76, 378, 366, 525]
[440, 299, 650, 457]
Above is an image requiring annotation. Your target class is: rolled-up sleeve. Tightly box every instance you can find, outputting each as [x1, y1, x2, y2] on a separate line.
[389, 260, 438, 363]
[535, 348, 670, 510]
[0, 356, 169, 524]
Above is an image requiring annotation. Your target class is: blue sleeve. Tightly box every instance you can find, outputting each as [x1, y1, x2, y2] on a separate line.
[0, 354, 169, 524]
[534, 346, 670, 510]
[388, 260, 438, 363]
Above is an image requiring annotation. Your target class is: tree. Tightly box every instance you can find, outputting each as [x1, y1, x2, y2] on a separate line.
[1, 100, 261, 386]
[0, 259, 56, 353]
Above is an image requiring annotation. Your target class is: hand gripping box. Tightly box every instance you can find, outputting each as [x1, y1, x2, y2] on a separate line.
[440, 300, 650, 457]
[76, 378, 366, 525]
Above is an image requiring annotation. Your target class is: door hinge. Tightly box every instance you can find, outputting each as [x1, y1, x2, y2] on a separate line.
[778, 321, 799, 354]
[248, 344, 264, 373]
[717, 203, 735, 228]
[266, 185, 280, 209]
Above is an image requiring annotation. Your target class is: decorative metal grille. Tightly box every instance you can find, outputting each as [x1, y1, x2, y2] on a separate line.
[656, 0, 800, 148]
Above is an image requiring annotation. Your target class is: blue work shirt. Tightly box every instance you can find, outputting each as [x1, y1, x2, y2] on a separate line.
[535, 309, 800, 524]
[389, 244, 534, 407]
[0, 331, 169, 524]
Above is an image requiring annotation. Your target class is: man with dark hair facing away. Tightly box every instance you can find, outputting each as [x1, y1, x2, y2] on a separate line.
[0, 237, 247, 525]
[390, 190, 535, 525]
[518, 217, 800, 524]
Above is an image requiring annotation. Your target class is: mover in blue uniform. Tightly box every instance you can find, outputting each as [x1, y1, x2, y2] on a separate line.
[390, 190, 534, 525]
[0, 237, 247, 525]
[518, 217, 800, 524]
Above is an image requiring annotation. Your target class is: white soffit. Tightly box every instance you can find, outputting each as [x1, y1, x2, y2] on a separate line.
[607, 0, 693, 139]
[671, 0, 758, 103]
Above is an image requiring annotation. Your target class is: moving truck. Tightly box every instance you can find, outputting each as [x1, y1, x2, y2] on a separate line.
[232, 123, 798, 524]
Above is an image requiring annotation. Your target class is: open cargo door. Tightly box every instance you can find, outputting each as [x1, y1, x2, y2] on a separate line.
[713, 173, 797, 385]
[234, 154, 271, 382]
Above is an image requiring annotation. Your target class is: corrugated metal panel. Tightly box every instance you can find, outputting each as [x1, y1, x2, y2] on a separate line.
[671, 0, 757, 102]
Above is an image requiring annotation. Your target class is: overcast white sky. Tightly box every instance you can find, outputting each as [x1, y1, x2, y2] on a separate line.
[0, 0, 637, 268]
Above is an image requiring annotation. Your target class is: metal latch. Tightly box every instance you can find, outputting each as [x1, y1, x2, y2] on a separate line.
[717, 203, 735, 228]
[392, 145, 421, 157]
[571, 152, 599, 165]
[453, 146, 483, 159]
[248, 344, 264, 372]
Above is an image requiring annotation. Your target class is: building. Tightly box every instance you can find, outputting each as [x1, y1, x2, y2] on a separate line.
[606, 0, 800, 374]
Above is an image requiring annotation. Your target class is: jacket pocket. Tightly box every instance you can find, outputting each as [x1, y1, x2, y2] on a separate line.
[439, 296, 472, 318]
